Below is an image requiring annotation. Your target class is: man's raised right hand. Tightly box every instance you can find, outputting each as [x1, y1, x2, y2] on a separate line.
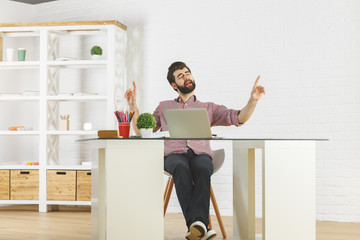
[124, 81, 137, 110]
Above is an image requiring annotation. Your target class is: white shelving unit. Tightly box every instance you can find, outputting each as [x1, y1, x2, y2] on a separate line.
[0, 21, 127, 212]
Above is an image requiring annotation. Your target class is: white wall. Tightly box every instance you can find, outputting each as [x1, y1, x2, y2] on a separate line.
[3, 0, 360, 222]
[0, 1, 33, 22]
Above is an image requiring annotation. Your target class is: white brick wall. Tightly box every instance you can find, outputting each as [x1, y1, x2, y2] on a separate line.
[0, 1, 33, 22]
[5, 0, 359, 222]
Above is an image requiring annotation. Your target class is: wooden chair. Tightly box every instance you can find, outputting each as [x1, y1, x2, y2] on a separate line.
[163, 149, 227, 238]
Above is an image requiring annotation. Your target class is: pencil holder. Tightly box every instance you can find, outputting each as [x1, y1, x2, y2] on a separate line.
[118, 123, 130, 138]
[60, 119, 69, 131]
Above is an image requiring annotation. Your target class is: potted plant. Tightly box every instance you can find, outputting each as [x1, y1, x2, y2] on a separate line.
[90, 45, 103, 60]
[136, 113, 156, 138]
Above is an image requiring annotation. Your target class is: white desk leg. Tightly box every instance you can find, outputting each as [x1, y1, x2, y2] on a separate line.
[103, 140, 164, 240]
[233, 142, 256, 240]
[92, 148, 106, 240]
[262, 141, 316, 240]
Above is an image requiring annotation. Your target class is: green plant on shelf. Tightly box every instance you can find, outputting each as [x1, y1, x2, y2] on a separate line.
[91, 45, 103, 56]
[60, 115, 69, 120]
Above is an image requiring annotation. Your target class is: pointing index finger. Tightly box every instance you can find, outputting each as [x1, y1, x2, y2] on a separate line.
[253, 75, 261, 87]
[133, 81, 137, 93]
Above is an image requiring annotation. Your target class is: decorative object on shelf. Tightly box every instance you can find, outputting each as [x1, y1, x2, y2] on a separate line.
[60, 115, 70, 131]
[114, 110, 134, 138]
[6, 48, 14, 61]
[8, 126, 25, 131]
[90, 45, 102, 60]
[83, 122, 93, 131]
[81, 161, 91, 167]
[17, 48, 26, 61]
[136, 113, 156, 138]
[26, 162, 39, 165]
[16, 127, 33, 131]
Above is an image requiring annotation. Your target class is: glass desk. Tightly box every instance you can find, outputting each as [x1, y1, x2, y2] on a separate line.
[80, 138, 327, 240]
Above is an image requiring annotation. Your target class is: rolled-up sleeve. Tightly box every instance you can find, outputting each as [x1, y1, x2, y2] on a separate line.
[153, 104, 162, 132]
[209, 103, 242, 127]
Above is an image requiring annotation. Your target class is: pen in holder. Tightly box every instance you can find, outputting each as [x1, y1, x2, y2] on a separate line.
[60, 115, 70, 131]
[114, 110, 134, 138]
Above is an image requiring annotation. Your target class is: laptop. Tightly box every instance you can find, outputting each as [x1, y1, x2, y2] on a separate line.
[164, 108, 213, 138]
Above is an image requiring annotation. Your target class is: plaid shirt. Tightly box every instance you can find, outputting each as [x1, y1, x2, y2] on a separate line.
[153, 95, 242, 157]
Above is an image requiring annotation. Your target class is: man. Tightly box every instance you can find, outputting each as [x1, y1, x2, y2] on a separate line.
[125, 61, 265, 240]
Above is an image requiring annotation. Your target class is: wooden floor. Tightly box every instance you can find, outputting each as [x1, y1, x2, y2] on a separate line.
[0, 206, 360, 240]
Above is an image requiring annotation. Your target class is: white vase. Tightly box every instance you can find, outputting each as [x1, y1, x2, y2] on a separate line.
[91, 55, 101, 60]
[140, 128, 153, 138]
[6, 48, 14, 61]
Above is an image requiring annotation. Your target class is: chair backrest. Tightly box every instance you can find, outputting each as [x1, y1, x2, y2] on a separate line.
[212, 149, 225, 174]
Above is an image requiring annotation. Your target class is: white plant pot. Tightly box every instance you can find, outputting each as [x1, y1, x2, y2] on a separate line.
[91, 54, 101, 60]
[140, 128, 153, 138]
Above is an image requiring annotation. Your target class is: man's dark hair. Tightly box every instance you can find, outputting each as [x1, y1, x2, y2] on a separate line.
[167, 61, 191, 86]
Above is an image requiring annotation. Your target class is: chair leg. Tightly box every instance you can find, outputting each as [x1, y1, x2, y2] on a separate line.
[164, 177, 174, 216]
[164, 177, 171, 201]
[210, 184, 227, 238]
[208, 212, 213, 230]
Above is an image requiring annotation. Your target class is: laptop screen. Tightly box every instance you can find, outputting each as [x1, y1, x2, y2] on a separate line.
[164, 108, 212, 138]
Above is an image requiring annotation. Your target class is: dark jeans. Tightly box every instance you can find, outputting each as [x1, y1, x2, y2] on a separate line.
[164, 148, 213, 228]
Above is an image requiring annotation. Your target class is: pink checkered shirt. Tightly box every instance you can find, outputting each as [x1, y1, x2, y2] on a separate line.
[153, 95, 242, 157]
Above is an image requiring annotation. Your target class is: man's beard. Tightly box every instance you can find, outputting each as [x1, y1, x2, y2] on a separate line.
[176, 80, 196, 94]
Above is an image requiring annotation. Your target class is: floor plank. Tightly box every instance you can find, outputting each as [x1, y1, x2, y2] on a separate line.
[0, 210, 91, 240]
[0, 206, 359, 240]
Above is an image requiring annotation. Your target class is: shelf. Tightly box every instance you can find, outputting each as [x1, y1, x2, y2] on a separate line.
[0, 20, 127, 31]
[0, 165, 39, 170]
[0, 131, 40, 135]
[0, 20, 126, 212]
[0, 200, 40, 205]
[0, 61, 40, 69]
[0, 96, 40, 101]
[49, 29, 106, 36]
[1, 31, 40, 37]
[47, 130, 97, 135]
[47, 60, 107, 68]
[47, 95, 107, 101]
[0, 61, 106, 69]
[46, 165, 91, 170]
[0, 165, 91, 170]
[46, 200, 91, 206]
[67, 29, 106, 36]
